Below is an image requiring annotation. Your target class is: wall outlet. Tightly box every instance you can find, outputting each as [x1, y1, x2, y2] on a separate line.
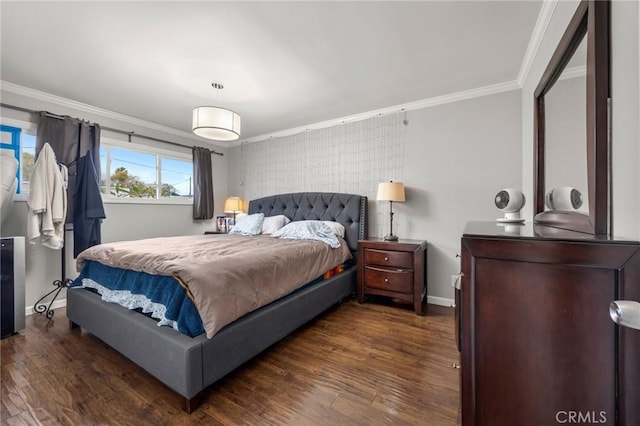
[451, 274, 461, 289]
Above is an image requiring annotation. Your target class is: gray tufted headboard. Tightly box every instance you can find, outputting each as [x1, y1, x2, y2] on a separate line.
[248, 192, 368, 254]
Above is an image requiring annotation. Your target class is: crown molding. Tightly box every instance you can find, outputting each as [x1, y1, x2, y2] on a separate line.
[3, 76, 522, 150]
[237, 79, 521, 145]
[0, 80, 220, 146]
[558, 65, 586, 81]
[517, 0, 559, 87]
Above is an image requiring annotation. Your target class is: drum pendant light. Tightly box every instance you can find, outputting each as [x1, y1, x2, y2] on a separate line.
[192, 82, 241, 141]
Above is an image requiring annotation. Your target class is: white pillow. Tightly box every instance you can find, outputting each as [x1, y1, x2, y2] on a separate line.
[272, 220, 341, 248]
[262, 215, 291, 234]
[323, 221, 345, 238]
[229, 213, 265, 235]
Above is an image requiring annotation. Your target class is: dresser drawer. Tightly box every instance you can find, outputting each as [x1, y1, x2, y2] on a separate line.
[364, 266, 413, 293]
[364, 249, 414, 269]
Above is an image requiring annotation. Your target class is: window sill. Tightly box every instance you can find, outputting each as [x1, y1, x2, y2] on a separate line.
[13, 193, 193, 206]
[102, 196, 193, 206]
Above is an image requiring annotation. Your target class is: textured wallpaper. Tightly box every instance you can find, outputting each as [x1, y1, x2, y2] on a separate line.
[241, 112, 406, 237]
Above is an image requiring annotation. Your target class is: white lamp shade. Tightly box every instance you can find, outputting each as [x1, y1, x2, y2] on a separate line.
[223, 196, 244, 213]
[192, 106, 241, 141]
[377, 182, 406, 202]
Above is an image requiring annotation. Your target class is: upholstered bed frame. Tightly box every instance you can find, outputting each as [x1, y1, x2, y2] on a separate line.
[66, 192, 368, 413]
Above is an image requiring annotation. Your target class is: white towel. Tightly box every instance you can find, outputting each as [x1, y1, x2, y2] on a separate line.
[27, 143, 67, 249]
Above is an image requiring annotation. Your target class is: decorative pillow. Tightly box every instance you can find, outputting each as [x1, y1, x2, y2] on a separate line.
[323, 221, 345, 238]
[262, 215, 291, 234]
[272, 220, 341, 248]
[229, 213, 265, 235]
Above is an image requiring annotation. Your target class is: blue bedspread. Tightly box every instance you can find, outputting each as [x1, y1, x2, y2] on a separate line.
[71, 261, 205, 337]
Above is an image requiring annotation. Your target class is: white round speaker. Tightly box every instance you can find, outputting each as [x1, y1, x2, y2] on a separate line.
[545, 187, 583, 211]
[494, 188, 526, 222]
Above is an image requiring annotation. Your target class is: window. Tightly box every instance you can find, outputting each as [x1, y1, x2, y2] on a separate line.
[0, 123, 36, 195]
[0, 120, 193, 204]
[100, 140, 193, 203]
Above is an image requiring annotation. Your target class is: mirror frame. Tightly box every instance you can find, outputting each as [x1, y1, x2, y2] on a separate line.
[533, 0, 610, 236]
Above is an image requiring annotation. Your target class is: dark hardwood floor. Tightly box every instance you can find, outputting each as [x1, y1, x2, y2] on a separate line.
[1, 298, 460, 425]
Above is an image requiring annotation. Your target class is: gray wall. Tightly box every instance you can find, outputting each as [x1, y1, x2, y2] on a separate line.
[403, 90, 522, 303]
[610, 0, 640, 239]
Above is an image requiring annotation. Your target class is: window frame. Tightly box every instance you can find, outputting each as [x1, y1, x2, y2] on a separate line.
[0, 118, 36, 202]
[0, 124, 22, 193]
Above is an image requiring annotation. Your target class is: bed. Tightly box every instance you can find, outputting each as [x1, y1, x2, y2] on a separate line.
[66, 192, 368, 413]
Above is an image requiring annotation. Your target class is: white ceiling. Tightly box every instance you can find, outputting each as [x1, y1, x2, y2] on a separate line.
[1, 1, 542, 142]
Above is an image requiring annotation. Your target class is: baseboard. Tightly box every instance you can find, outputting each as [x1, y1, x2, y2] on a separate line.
[26, 298, 67, 316]
[427, 296, 455, 308]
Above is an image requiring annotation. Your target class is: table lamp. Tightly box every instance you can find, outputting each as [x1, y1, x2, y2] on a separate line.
[223, 196, 244, 227]
[377, 181, 405, 241]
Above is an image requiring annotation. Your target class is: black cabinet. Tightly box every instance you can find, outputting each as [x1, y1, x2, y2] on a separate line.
[1, 237, 25, 338]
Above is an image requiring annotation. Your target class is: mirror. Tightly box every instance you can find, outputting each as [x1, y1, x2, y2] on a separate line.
[533, 0, 610, 236]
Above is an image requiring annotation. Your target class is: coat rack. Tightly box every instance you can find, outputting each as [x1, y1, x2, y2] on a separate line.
[16, 108, 104, 321]
[33, 228, 72, 319]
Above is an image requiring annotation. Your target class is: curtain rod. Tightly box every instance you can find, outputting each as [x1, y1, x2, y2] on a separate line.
[0, 102, 224, 157]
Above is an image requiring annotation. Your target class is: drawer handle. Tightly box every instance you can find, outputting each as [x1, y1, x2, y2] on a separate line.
[384, 278, 389, 282]
[384, 257, 388, 261]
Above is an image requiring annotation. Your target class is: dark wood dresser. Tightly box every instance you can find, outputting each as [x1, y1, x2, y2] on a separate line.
[357, 238, 427, 315]
[458, 222, 640, 426]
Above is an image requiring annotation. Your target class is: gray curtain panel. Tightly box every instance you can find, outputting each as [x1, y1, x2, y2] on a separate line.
[192, 146, 214, 220]
[36, 112, 101, 223]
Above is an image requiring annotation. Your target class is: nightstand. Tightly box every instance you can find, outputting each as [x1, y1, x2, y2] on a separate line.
[357, 238, 427, 315]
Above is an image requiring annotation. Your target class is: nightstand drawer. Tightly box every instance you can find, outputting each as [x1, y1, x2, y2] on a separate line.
[364, 266, 413, 293]
[364, 249, 413, 269]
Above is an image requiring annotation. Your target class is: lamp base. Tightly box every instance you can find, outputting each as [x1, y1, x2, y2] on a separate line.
[383, 234, 399, 241]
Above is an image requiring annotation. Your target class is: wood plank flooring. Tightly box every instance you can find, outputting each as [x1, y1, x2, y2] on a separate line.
[1, 299, 460, 425]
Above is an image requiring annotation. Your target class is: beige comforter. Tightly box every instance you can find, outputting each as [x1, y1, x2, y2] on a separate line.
[76, 234, 352, 338]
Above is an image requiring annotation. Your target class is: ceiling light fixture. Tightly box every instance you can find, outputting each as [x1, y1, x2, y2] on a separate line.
[192, 82, 241, 141]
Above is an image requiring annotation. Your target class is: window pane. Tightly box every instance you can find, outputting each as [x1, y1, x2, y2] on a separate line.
[161, 157, 193, 198]
[0, 132, 13, 145]
[21, 133, 35, 194]
[108, 148, 156, 198]
[99, 147, 107, 194]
